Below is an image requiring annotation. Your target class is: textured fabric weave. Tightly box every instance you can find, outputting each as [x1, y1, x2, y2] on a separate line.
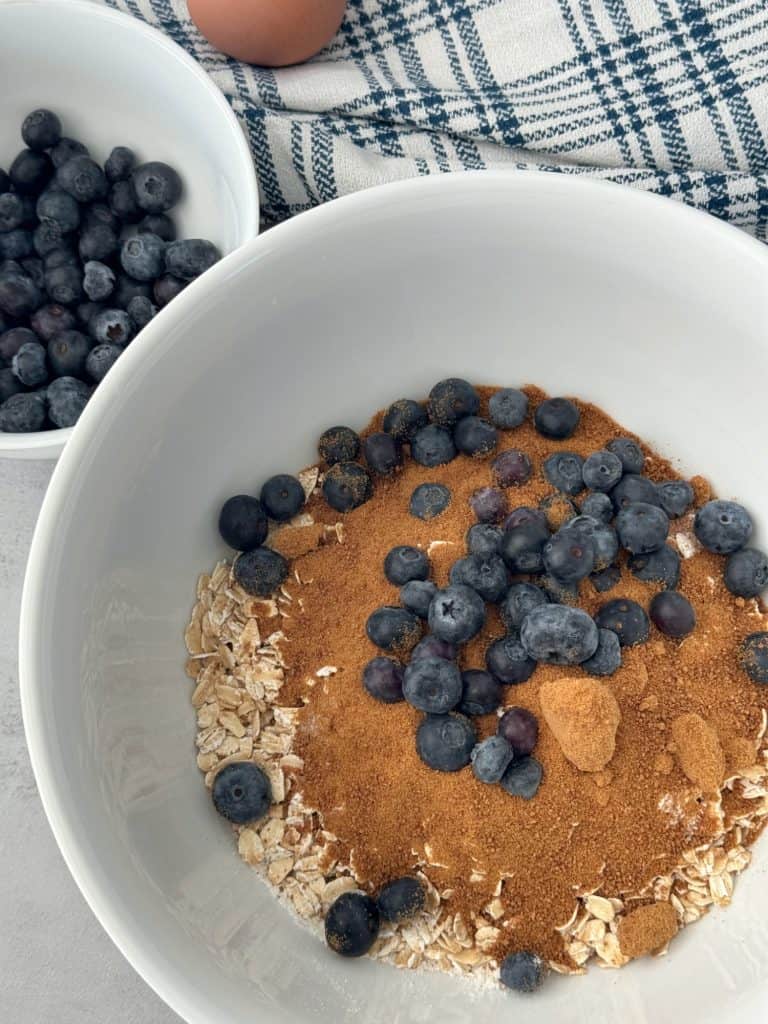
[104, 0, 768, 234]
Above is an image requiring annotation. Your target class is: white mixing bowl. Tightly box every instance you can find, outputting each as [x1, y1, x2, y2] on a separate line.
[20, 173, 768, 1024]
[0, 0, 259, 460]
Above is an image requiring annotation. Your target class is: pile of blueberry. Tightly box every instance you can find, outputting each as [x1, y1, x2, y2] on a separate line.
[0, 109, 220, 431]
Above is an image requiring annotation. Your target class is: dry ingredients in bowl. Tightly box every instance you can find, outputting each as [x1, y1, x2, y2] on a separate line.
[184, 381, 768, 995]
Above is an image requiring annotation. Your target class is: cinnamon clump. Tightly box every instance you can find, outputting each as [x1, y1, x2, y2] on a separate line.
[617, 902, 679, 958]
[274, 385, 767, 967]
[539, 677, 620, 771]
[670, 713, 725, 793]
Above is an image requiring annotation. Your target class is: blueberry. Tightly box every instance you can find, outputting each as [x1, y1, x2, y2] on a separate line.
[104, 146, 135, 183]
[543, 451, 585, 496]
[500, 756, 543, 799]
[79, 223, 119, 263]
[491, 449, 532, 487]
[138, 213, 177, 242]
[114, 273, 154, 308]
[403, 657, 463, 713]
[384, 545, 430, 585]
[0, 271, 41, 317]
[534, 396, 579, 439]
[76, 302, 105, 328]
[561, 515, 619, 571]
[595, 599, 649, 647]
[581, 491, 613, 523]
[362, 656, 405, 703]
[0, 326, 38, 362]
[657, 480, 694, 519]
[616, 501, 670, 555]
[0, 368, 23, 403]
[650, 591, 696, 638]
[0, 169, 7, 193]
[153, 273, 186, 307]
[500, 519, 550, 574]
[458, 669, 502, 716]
[165, 238, 220, 280]
[131, 162, 183, 213]
[47, 330, 90, 378]
[582, 627, 622, 677]
[20, 256, 44, 290]
[22, 109, 62, 151]
[694, 500, 752, 555]
[471, 735, 514, 783]
[318, 425, 360, 465]
[56, 155, 106, 203]
[0, 228, 34, 261]
[85, 343, 121, 383]
[411, 635, 457, 662]
[628, 545, 681, 589]
[81, 261, 115, 302]
[470, 486, 508, 524]
[0, 259, 21, 276]
[590, 565, 621, 593]
[36, 188, 80, 232]
[454, 415, 498, 457]
[539, 493, 578, 531]
[89, 308, 134, 347]
[45, 263, 83, 305]
[366, 606, 421, 653]
[12, 341, 48, 386]
[50, 137, 88, 169]
[260, 474, 305, 522]
[211, 761, 271, 824]
[126, 295, 156, 329]
[382, 398, 427, 441]
[400, 579, 437, 619]
[499, 951, 545, 993]
[725, 548, 768, 599]
[0, 193, 24, 232]
[449, 553, 508, 602]
[31, 220, 65, 258]
[498, 707, 539, 757]
[325, 892, 379, 957]
[486, 634, 536, 684]
[466, 523, 503, 557]
[233, 547, 289, 597]
[409, 482, 451, 520]
[363, 431, 402, 475]
[607, 437, 644, 474]
[0, 392, 46, 432]
[543, 528, 595, 583]
[411, 424, 456, 467]
[582, 449, 623, 492]
[740, 632, 768, 684]
[322, 461, 373, 512]
[377, 878, 425, 922]
[610, 473, 661, 512]
[428, 584, 486, 644]
[109, 179, 142, 223]
[520, 604, 598, 664]
[427, 377, 480, 426]
[218, 495, 268, 551]
[500, 582, 549, 631]
[504, 506, 548, 531]
[488, 387, 528, 429]
[120, 232, 166, 281]
[416, 712, 476, 772]
[9, 149, 53, 194]
[44, 245, 78, 270]
[47, 376, 91, 427]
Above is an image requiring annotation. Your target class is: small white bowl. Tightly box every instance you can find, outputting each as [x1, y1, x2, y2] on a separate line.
[20, 172, 768, 1024]
[0, 0, 259, 460]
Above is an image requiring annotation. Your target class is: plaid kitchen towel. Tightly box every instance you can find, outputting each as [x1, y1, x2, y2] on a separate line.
[104, 0, 768, 235]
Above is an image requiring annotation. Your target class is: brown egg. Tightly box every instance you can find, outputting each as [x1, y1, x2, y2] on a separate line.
[188, 0, 347, 67]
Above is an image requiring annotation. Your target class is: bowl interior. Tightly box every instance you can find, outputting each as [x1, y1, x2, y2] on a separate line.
[0, 0, 258, 458]
[21, 173, 768, 1024]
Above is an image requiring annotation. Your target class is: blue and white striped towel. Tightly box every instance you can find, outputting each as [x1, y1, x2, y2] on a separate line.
[105, 0, 768, 236]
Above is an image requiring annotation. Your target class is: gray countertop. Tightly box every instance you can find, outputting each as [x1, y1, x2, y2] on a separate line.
[0, 458, 180, 1024]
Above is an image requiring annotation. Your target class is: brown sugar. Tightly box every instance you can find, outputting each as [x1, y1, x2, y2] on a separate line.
[617, 902, 679, 958]
[539, 676, 620, 772]
[670, 713, 726, 793]
[273, 385, 768, 967]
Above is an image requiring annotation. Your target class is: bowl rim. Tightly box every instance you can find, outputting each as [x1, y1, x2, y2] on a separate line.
[19, 169, 768, 1022]
[0, 0, 260, 460]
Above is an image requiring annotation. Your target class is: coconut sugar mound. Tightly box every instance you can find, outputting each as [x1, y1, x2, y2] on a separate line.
[184, 385, 768, 983]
